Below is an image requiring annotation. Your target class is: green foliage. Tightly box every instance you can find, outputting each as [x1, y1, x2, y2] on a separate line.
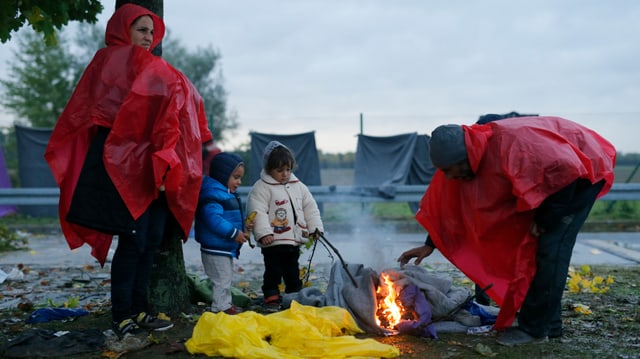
[163, 35, 238, 143]
[42, 296, 80, 309]
[0, 223, 28, 252]
[0, 23, 237, 140]
[0, 0, 103, 45]
[0, 29, 79, 127]
[369, 202, 414, 219]
[590, 200, 640, 221]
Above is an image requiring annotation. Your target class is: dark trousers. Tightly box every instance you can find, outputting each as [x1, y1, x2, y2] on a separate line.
[111, 195, 168, 322]
[261, 245, 302, 299]
[517, 185, 602, 338]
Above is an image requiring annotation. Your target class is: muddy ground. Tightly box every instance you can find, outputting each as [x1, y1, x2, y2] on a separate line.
[1, 261, 638, 359]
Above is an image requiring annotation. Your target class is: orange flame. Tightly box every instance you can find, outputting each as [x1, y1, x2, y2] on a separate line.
[375, 273, 405, 328]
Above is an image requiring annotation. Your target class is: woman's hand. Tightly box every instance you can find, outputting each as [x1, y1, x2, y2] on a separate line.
[530, 222, 546, 237]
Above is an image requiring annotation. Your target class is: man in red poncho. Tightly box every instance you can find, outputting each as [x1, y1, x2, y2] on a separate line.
[44, 4, 212, 338]
[398, 116, 615, 346]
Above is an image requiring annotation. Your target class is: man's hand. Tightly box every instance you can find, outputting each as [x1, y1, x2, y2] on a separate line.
[397, 245, 435, 266]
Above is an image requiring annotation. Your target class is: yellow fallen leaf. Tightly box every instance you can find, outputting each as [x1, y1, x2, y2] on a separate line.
[573, 303, 592, 315]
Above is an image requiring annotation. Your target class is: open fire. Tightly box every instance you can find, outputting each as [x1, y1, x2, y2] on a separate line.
[376, 273, 410, 329]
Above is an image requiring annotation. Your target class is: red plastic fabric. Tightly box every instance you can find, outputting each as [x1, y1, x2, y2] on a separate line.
[415, 116, 615, 329]
[44, 4, 212, 266]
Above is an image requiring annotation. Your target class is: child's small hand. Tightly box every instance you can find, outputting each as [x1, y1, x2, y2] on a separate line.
[259, 234, 274, 245]
[234, 231, 247, 244]
[308, 231, 322, 242]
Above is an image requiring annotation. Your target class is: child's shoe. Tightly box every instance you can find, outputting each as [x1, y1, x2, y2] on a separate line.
[262, 295, 281, 313]
[223, 305, 241, 315]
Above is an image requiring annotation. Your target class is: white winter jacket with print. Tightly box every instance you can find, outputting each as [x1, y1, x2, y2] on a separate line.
[247, 170, 324, 248]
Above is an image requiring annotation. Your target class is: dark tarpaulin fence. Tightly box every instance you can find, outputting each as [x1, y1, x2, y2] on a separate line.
[249, 131, 322, 186]
[354, 132, 435, 211]
[0, 145, 17, 217]
[15, 125, 58, 216]
[11, 127, 434, 216]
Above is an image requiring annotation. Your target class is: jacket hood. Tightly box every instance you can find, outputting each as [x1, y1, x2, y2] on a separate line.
[209, 152, 244, 187]
[105, 3, 165, 49]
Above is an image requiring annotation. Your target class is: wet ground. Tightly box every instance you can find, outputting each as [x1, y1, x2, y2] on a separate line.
[1, 230, 638, 311]
[2, 230, 639, 270]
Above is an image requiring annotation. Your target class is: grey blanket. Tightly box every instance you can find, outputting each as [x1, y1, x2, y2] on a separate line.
[282, 262, 479, 334]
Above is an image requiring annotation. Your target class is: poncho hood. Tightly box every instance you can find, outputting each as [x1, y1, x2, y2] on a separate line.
[105, 3, 165, 49]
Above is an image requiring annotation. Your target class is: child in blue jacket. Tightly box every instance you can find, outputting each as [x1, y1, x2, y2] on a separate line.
[195, 152, 249, 314]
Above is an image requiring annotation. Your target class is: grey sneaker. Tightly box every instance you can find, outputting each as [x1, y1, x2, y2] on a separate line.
[497, 327, 548, 346]
[134, 312, 174, 331]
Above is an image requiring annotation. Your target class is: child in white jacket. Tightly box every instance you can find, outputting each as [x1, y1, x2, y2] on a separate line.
[247, 141, 324, 312]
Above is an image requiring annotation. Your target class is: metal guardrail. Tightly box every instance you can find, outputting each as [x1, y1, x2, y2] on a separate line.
[1, 183, 639, 206]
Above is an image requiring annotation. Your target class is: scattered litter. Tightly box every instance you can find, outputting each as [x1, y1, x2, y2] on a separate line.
[467, 325, 494, 335]
[103, 329, 151, 352]
[26, 307, 90, 324]
[1, 267, 25, 282]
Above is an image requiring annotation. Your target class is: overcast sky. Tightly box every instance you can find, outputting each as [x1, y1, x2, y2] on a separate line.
[1, 0, 639, 153]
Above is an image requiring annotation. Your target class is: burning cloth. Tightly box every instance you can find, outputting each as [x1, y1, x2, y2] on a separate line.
[284, 262, 489, 337]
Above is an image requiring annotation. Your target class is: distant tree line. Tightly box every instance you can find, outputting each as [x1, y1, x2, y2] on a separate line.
[319, 151, 355, 168]
[616, 152, 640, 166]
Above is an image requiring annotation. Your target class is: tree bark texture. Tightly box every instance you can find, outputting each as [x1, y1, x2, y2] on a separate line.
[148, 224, 193, 316]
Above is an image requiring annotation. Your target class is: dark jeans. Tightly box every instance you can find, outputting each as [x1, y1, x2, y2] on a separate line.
[111, 194, 169, 323]
[261, 245, 302, 299]
[518, 183, 603, 338]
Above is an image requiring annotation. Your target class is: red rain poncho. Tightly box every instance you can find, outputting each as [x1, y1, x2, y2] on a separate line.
[44, 4, 212, 266]
[415, 116, 615, 329]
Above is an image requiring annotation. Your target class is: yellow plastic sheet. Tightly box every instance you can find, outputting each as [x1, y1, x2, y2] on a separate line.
[185, 301, 400, 358]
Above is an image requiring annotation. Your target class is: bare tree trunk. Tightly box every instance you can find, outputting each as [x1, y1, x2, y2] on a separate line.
[148, 218, 193, 316]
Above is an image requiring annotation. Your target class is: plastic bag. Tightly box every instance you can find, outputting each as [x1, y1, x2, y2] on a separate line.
[185, 301, 399, 358]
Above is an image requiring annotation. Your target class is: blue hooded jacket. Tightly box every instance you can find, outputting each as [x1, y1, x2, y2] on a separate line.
[194, 175, 244, 258]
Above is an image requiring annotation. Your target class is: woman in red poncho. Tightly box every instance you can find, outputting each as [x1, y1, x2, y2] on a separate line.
[398, 116, 615, 346]
[44, 4, 212, 338]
